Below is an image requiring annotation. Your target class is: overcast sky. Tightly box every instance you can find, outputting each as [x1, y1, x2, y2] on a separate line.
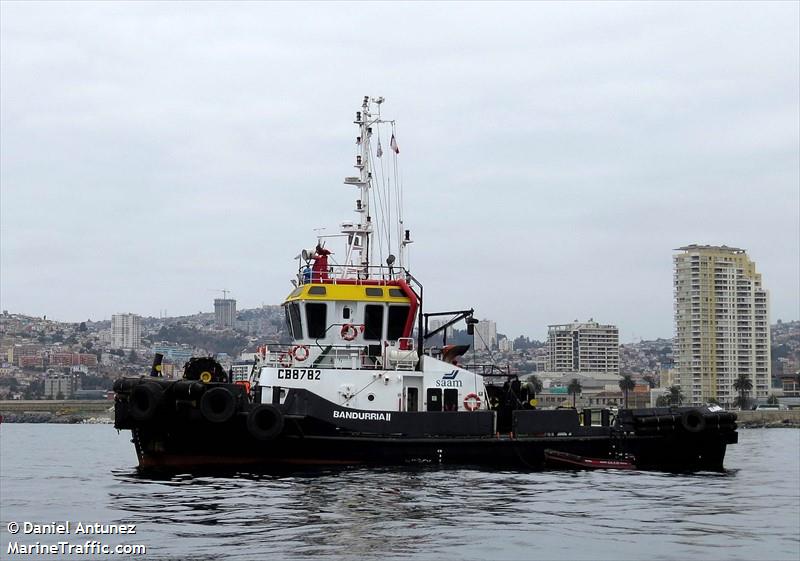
[1, 1, 798, 341]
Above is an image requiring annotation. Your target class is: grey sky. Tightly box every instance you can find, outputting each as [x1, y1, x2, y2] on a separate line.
[1, 1, 798, 341]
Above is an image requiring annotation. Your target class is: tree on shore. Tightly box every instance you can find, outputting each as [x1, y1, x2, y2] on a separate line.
[667, 385, 684, 406]
[766, 394, 778, 405]
[619, 374, 636, 408]
[733, 374, 753, 410]
[568, 378, 582, 408]
[526, 375, 543, 400]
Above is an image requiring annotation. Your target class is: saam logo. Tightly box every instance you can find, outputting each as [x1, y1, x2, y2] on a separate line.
[436, 370, 462, 387]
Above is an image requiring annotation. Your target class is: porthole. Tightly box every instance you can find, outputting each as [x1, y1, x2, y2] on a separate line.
[367, 394, 375, 401]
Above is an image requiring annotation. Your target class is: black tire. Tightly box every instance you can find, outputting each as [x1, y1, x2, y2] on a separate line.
[173, 380, 206, 400]
[130, 383, 164, 421]
[200, 387, 237, 423]
[681, 409, 707, 433]
[246, 404, 284, 441]
[113, 378, 138, 394]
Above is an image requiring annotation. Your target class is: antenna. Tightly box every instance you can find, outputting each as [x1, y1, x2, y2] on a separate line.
[208, 288, 232, 300]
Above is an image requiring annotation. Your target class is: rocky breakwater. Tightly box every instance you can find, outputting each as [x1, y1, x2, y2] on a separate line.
[0, 400, 114, 424]
[736, 409, 800, 428]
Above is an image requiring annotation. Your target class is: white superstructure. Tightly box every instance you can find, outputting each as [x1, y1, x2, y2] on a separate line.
[253, 97, 487, 414]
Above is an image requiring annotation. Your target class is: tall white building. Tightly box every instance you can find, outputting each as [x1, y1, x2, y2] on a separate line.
[111, 313, 142, 350]
[427, 319, 454, 339]
[214, 299, 237, 328]
[674, 245, 770, 405]
[547, 320, 619, 374]
[473, 320, 497, 352]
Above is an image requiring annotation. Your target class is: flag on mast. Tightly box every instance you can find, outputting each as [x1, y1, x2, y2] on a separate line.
[376, 138, 383, 158]
[390, 134, 399, 154]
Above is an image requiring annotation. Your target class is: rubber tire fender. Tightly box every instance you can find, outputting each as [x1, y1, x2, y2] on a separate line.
[246, 404, 285, 441]
[130, 383, 164, 421]
[681, 409, 707, 433]
[199, 387, 237, 423]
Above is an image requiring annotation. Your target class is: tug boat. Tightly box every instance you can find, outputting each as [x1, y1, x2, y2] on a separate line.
[114, 97, 738, 472]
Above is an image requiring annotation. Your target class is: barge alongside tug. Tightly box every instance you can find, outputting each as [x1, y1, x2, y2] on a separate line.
[114, 97, 738, 472]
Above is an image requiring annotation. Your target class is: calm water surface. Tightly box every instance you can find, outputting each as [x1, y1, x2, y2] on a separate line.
[1, 425, 798, 560]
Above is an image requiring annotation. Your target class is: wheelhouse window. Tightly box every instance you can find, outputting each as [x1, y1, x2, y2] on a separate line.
[387, 305, 410, 340]
[363, 305, 384, 341]
[287, 303, 303, 340]
[306, 303, 327, 339]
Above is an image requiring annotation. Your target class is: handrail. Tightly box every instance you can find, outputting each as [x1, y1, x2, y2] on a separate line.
[296, 264, 410, 285]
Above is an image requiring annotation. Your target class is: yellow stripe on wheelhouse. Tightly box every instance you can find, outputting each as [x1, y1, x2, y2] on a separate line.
[284, 284, 411, 304]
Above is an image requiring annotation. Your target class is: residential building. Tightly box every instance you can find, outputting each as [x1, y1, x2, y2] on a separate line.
[546, 320, 619, 374]
[111, 313, 142, 350]
[427, 319, 454, 340]
[473, 320, 497, 352]
[214, 299, 237, 329]
[44, 373, 79, 399]
[673, 245, 770, 405]
[153, 343, 195, 366]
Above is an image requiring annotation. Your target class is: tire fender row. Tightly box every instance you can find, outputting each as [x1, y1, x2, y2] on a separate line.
[632, 409, 737, 436]
[113, 378, 285, 441]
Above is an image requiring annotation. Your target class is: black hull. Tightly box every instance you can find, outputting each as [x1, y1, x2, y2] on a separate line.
[130, 429, 732, 473]
[115, 378, 737, 473]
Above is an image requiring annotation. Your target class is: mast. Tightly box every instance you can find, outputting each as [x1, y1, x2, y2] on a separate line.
[343, 95, 383, 275]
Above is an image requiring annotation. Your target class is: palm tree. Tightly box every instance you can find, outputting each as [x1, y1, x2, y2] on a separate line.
[526, 375, 543, 402]
[733, 374, 753, 410]
[619, 374, 636, 408]
[567, 378, 582, 408]
[667, 385, 684, 406]
[642, 375, 657, 389]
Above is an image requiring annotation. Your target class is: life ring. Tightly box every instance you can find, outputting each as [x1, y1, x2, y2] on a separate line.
[463, 392, 481, 411]
[256, 345, 267, 357]
[278, 353, 292, 368]
[340, 323, 358, 341]
[292, 345, 310, 362]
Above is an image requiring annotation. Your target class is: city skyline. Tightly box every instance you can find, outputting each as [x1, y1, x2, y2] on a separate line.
[1, 2, 798, 341]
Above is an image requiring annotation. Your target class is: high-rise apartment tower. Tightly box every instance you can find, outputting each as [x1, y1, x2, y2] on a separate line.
[214, 298, 237, 329]
[111, 313, 142, 350]
[673, 245, 770, 405]
[472, 320, 497, 352]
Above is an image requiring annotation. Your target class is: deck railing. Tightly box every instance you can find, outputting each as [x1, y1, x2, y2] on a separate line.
[296, 264, 409, 285]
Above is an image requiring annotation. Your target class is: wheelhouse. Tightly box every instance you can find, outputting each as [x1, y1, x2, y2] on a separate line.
[283, 281, 417, 346]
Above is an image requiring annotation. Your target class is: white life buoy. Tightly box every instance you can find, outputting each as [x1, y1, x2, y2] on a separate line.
[340, 323, 359, 341]
[463, 392, 481, 411]
[292, 345, 310, 362]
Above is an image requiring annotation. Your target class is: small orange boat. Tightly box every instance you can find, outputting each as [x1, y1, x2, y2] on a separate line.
[544, 449, 636, 470]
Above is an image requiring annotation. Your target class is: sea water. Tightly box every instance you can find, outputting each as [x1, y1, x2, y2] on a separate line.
[1, 425, 798, 560]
